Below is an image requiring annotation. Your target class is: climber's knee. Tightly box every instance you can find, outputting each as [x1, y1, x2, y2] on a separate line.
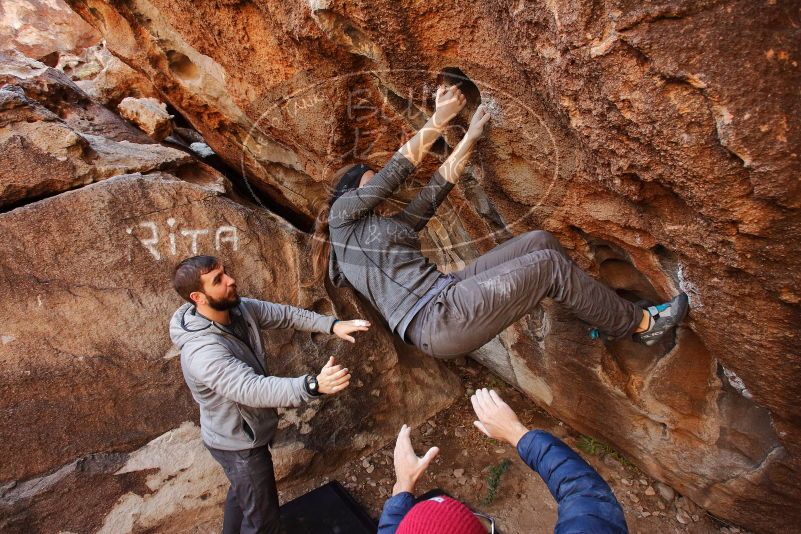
[531, 249, 572, 301]
[519, 248, 567, 277]
[538, 247, 569, 269]
[522, 230, 564, 253]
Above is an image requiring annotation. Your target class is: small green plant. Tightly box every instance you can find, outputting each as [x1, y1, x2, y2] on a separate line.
[481, 458, 512, 506]
[576, 435, 636, 470]
[486, 374, 507, 390]
[576, 435, 605, 455]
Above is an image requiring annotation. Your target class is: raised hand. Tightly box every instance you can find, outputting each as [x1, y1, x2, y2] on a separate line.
[466, 104, 491, 141]
[316, 356, 351, 395]
[470, 388, 529, 447]
[392, 424, 440, 495]
[432, 85, 467, 128]
[333, 319, 371, 343]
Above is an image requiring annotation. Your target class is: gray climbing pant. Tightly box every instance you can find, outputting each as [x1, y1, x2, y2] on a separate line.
[206, 444, 282, 534]
[406, 230, 643, 359]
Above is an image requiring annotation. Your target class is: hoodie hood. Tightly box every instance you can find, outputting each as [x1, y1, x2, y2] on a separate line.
[169, 302, 221, 349]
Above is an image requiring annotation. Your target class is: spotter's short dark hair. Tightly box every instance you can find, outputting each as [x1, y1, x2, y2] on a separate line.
[173, 255, 220, 302]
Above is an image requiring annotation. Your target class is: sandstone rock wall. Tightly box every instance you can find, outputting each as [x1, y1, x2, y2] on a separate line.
[0, 55, 460, 531]
[59, 1, 801, 532]
[0, 0, 100, 62]
[1, 0, 162, 113]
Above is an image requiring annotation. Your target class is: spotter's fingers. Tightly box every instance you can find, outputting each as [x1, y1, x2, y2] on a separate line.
[473, 420, 491, 437]
[331, 380, 350, 392]
[322, 364, 343, 376]
[330, 367, 349, 380]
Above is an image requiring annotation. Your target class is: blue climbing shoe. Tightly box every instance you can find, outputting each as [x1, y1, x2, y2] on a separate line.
[633, 293, 689, 346]
[588, 327, 613, 342]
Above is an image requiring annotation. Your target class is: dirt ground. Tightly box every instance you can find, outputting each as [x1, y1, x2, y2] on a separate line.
[281, 359, 750, 534]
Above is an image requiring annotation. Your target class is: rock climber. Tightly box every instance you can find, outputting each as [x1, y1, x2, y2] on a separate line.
[168, 255, 370, 534]
[378, 388, 628, 533]
[309, 84, 688, 359]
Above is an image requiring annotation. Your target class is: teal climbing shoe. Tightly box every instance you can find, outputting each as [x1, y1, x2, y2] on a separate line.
[633, 293, 689, 346]
[588, 328, 613, 342]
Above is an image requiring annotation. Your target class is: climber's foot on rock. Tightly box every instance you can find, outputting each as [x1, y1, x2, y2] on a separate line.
[588, 327, 614, 342]
[633, 293, 689, 346]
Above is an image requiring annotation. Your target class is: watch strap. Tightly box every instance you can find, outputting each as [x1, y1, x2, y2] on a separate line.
[305, 374, 322, 397]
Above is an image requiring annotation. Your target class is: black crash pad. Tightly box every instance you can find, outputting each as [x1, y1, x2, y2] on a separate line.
[279, 480, 377, 533]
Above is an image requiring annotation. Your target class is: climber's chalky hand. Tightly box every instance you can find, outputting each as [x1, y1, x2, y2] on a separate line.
[316, 356, 351, 395]
[466, 104, 491, 141]
[433, 84, 467, 128]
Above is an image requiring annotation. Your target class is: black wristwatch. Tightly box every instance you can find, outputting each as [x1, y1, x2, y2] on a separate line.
[304, 374, 322, 397]
[329, 319, 339, 334]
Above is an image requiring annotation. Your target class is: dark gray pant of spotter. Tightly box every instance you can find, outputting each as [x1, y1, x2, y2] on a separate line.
[406, 230, 643, 358]
[206, 444, 281, 534]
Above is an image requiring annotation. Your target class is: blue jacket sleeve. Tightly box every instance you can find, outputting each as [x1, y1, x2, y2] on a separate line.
[517, 431, 628, 534]
[377, 492, 416, 534]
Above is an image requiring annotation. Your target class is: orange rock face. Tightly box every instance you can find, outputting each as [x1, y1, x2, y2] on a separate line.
[10, 0, 801, 531]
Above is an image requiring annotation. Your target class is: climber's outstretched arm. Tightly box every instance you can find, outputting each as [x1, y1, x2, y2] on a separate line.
[394, 104, 492, 230]
[330, 86, 466, 227]
[399, 85, 466, 166]
[437, 105, 491, 184]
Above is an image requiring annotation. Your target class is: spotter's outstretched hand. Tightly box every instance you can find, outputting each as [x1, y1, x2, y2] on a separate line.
[392, 424, 439, 495]
[333, 319, 371, 343]
[316, 356, 351, 395]
[470, 388, 529, 447]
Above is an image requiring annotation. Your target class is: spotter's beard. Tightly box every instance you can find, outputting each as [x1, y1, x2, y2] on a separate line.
[206, 293, 240, 311]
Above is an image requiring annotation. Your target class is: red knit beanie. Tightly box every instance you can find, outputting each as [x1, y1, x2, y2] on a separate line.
[396, 496, 487, 534]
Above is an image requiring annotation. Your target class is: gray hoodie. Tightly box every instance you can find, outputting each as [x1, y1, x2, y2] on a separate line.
[169, 298, 336, 451]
